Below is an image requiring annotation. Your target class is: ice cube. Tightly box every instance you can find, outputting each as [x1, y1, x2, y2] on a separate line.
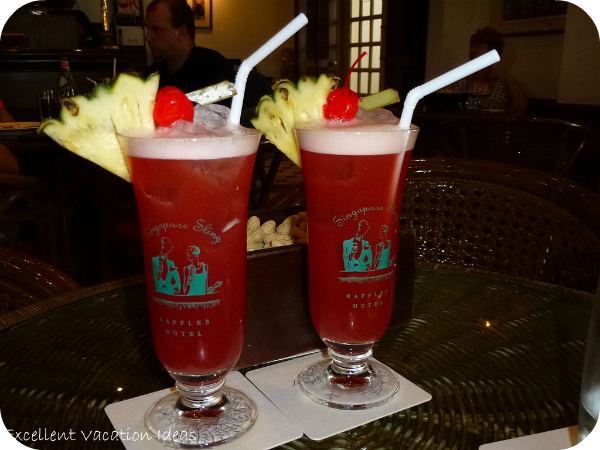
[159, 120, 211, 137]
[194, 104, 231, 130]
[356, 107, 397, 124]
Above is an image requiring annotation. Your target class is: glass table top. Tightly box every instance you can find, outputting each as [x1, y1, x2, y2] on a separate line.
[0, 267, 593, 449]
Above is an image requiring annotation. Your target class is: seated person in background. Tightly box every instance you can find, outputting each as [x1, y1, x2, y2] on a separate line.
[144, 0, 271, 112]
[144, 0, 233, 94]
[450, 27, 528, 114]
[0, 99, 19, 174]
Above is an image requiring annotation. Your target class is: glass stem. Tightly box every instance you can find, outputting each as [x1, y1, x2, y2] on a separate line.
[328, 347, 373, 376]
[169, 369, 228, 410]
[176, 378, 225, 410]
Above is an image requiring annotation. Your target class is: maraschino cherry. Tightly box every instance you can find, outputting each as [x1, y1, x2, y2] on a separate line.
[153, 86, 194, 127]
[323, 51, 368, 121]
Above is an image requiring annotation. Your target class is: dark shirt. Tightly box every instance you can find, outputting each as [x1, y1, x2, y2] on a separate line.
[145, 46, 273, 119]
[145, 46, 235, 94]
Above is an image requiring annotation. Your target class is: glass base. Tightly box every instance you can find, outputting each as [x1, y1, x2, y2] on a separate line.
[297, 358, 400, 410]
[145, 386, 257, 448]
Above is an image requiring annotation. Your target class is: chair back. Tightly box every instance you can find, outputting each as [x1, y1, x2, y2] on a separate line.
[0, 246, 80, 314]
[440, 116, 589, 176]
[403, 158, 600, 292]
[0, 173, 59, 263]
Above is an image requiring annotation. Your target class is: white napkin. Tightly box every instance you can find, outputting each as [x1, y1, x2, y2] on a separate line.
[105, 371, 302, 450]
[246, 351, 432, 441]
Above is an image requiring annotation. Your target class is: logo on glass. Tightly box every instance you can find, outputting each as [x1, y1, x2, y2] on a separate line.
[151, 236, 222, 296]
[341, 220, 393, 278]
[340, 219, 394, 283]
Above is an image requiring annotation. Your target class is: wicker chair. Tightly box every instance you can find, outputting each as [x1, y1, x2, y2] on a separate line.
[0, 173, 59, 264]
[0, 246, 80, 314]
[402, 158, 600, 292]
[440, 116, 589, 176]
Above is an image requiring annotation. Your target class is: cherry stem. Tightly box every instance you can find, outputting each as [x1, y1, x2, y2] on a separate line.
[344, 51, 368, 87]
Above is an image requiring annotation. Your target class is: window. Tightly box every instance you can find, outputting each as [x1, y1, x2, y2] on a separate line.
[297, 0, 388, 94]
[349, 0, 384, 95]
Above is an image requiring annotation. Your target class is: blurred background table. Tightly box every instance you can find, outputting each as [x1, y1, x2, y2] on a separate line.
[0, 266, 593, 449]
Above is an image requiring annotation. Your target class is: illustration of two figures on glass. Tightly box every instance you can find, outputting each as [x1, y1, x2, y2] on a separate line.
[343, 220, 392, 274]
[152, 236, 222, 296]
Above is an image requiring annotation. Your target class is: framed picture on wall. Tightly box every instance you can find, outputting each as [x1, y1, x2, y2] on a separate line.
[117, 0, 144, 26]
[493, 0, 567, 36]
[187, 0, 212, 30]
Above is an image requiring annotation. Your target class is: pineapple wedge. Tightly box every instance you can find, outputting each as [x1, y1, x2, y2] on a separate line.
[252, 87, 299, 166]
[252, 75, 400, 167]
[40, 73, 159, 182]
[252, 74, 338, 167]
[275, 75, 339, 123]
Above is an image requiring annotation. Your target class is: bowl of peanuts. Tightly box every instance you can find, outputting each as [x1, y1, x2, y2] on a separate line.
[246, 211, 308, 252]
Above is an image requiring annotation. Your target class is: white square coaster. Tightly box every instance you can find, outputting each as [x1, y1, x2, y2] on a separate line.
[479, 426, 578, 450]
[245, 351, 432, 441]
[104, 371, 303, 450]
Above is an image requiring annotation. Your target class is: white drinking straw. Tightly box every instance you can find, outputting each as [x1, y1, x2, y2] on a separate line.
[228, 13, 308, 126]
[399, 50, 500, 130]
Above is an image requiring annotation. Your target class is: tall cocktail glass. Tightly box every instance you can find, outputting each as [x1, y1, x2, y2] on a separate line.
[121, 128, 261, 447]
[296, 122, 419, 409]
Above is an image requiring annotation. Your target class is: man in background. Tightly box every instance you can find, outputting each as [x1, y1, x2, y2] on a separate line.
[144, 0, 271, 111]
[144, 0, 233, 94]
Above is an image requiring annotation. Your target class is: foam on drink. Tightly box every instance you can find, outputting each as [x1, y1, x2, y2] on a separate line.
[123, 125, 260, 160]
[297, 109, 418, 155]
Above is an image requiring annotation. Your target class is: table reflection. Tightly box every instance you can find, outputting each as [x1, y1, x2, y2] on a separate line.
[0, 266, 592, 449]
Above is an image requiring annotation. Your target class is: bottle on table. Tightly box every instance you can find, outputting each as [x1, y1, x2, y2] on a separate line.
[57, 58, 77, 102]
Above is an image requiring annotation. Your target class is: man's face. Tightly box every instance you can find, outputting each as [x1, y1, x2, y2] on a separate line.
[145, 3, 186, 61]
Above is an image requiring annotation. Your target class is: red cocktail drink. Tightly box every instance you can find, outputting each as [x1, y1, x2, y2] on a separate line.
[300, 149, 412, 344]
[297, 122, 418, 409]
[122, 129, 260, 447]
[129, 152, 255, 374]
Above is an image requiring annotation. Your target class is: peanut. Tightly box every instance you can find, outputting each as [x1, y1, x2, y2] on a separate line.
[246, 228, 265, 244]
[247, 241, 264, 251]
[271, 237, 294, 247]
[247, 215, 260, 231]
[262, 232, 275, 245]
[276, 217, 292, 235]
[260, 220, 277, 234]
